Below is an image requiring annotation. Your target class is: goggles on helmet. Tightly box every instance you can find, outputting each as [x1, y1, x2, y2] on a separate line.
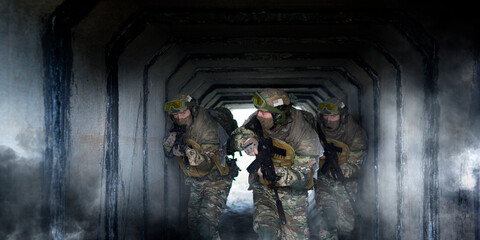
[164, 100, 196, 112]
[252, 92, 285, 114]
[318, 103, 339, 113]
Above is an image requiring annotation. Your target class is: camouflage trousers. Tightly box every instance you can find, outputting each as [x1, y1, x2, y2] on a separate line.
[252, 183, 309, 239]
[314, 176, 357, 240]
[187, 174, 233, 240]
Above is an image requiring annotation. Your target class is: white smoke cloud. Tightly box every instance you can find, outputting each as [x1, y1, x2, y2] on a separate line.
[456, 147, 480, 191]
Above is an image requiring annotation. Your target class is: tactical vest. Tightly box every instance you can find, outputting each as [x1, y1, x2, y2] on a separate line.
[177, 139, 230, 177]
[258, 138, 316, 189]
[318, 138, 350, 173]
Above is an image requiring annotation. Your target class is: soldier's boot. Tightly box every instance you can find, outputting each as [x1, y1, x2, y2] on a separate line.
[257, 227, 277, 240]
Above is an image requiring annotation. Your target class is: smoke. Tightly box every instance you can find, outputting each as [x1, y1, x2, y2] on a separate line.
[454, 147, 480, 191]
[0, 145, 44, 240]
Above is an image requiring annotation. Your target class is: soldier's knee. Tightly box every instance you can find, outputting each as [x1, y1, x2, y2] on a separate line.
[257, 227, 278, 240]
[323, 209, 338, 231]
[197, 217, 216, 240]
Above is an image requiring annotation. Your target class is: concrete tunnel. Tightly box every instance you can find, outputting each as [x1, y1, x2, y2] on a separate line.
[1, 0, 480, 239]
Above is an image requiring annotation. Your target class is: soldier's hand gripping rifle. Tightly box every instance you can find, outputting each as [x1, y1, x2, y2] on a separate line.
[167, 124, 189, 170]
[245, 118, 287, 225]
[316, 121, 357, 213]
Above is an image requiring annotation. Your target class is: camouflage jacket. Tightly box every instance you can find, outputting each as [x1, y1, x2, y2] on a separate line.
[163, 107, 220, 177]
[232, 108, 321, 190]
[318, 114, 368, 178]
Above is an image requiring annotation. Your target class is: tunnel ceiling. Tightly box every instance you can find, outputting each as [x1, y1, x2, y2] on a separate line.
[86, 1, 436, 116]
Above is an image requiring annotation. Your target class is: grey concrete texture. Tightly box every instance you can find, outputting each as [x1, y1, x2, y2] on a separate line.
[0, 0, 479, 239]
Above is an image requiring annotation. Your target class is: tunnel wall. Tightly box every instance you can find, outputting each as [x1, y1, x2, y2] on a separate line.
[0, 1, 479, 240]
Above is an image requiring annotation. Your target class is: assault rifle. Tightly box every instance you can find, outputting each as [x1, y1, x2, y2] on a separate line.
[245, 117, 287, 225]
[167, 124, 189, 170]
[316, 121, 357, 213]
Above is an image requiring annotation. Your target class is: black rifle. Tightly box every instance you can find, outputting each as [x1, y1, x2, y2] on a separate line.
[316, 121, 357, 213]
[245, 117, 287, 225]
[167, 124, 189, 170]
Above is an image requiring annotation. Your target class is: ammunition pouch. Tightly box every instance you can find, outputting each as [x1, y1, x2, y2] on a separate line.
[177, 139, 229, 177]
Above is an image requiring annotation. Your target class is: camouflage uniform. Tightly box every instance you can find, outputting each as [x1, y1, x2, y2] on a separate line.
[232, 89, 321, 239]
[314, 98, 367, 240]
[163, 94, 239, 240]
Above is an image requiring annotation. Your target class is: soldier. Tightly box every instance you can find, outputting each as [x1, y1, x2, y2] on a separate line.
[163, 93, 239, 239]
[231, 88, 321, 239]
[314, 98, 368, 240]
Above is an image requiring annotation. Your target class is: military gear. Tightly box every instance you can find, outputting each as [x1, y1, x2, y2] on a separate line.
[318, 139, 350, 175]
[187, 172, 233, 240]
[206, 107, 239, 156]
[232, 103, 320, 239]
[318, 98, 347, 115]
[314, 112, 367, 240]
[163, 104, 238, 240]
[167, 124, 190, 169]
[252, 184, 310, 239]
[257, 227, 277, 240]
[176, 139, 230, 177]
[165, 93, 196, 113]
[243, 138, 259, 156]
[316, 120, 357, 216]
[244, 118, 287, 225]
[164, 100, 196, 112]
[253, 89, 293, 125]
[163, 132, 176, 153]
[316, 176, 357, 239]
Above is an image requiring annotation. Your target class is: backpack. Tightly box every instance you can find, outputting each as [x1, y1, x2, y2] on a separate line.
[207, 107, 239, 156]
[298, 109, 318, 133]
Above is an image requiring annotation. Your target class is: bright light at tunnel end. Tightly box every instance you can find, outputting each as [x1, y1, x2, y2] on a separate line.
[225, 108, 257, 213]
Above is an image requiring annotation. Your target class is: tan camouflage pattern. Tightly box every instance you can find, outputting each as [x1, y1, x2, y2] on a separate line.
[315, 175, 357, 240]
[319, 114, 367, 178]
[232, 108, 321, 239]
[164, 106, 239, 239]
[252, 184, 309, 239]
[258, 88, 291, 107]
[315, 113, 367, 239]
[187, 170, 233, 239]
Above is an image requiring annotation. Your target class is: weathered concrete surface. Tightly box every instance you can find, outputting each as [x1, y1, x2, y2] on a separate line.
[0, 1, 479, 239]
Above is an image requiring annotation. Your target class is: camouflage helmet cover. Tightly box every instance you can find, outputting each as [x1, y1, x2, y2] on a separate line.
[258, 88, 291, 109]
[319, 97, 347, 115]
[166, 93, 195, 114]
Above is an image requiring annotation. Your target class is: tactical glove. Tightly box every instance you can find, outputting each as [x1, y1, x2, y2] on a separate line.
[163, 132, 176, 153]
[185, 147, 205, 166]
[172, 145, 184, 157]
[243, 138, 258, 156]
[275, 166, 297, 186]
[275, 166, 310, 190]
[340, 163, 355, 178]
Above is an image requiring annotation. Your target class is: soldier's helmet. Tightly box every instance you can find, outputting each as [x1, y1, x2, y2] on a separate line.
[253, 88, 292, 125]
[318, 97, 348, 115]
[164, 93, 196, 114]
